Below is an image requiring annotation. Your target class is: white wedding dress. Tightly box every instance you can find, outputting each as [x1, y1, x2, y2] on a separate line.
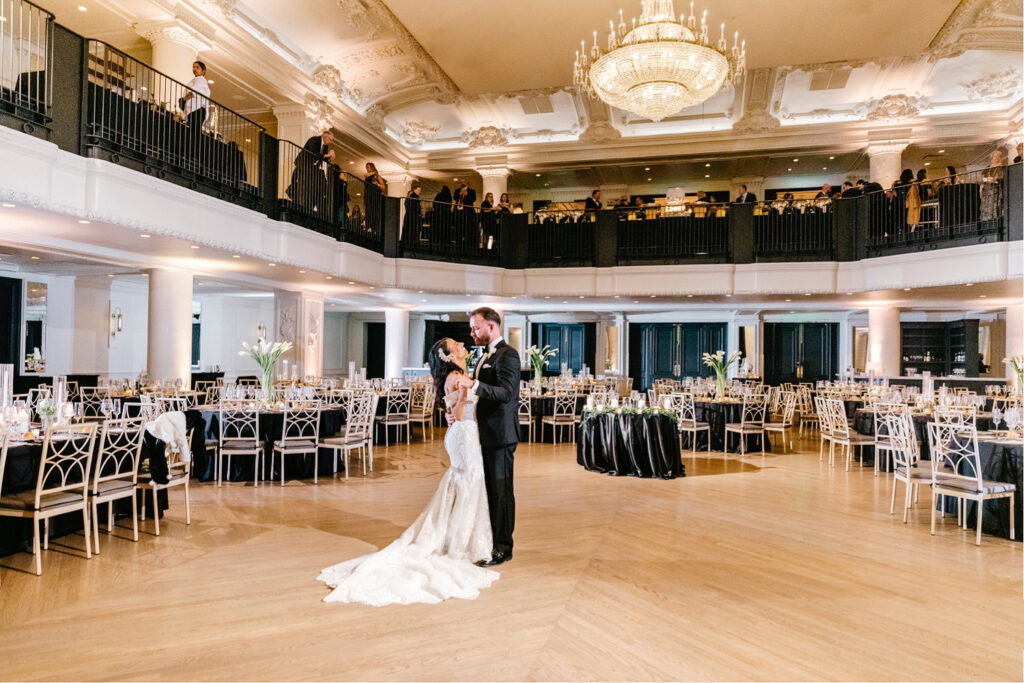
[317, 392, 499, 605]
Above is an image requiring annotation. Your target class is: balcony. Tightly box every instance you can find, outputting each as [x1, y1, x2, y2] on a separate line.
[0, 1, 1020, 274]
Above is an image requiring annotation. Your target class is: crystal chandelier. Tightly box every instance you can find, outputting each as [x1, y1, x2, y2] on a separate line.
[574, 0, 746, 122]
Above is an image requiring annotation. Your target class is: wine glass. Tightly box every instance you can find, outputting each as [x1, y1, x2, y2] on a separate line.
[112, 398, 122, 418]
[1004, 408, 1020, 436]
[992, 406, 1002, 432]
[100, 398, 112, 419]
[73, 402, 84, 423]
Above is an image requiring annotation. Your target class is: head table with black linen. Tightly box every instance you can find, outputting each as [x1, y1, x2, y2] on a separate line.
[0, 426, 182, 558]
[577, 411, 684, 479]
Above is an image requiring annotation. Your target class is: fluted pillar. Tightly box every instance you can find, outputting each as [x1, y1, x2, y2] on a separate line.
[477, 164, 509, 203]
[134, 22, 210, 85]
[382, 172, 414, 199]
[147, 267, 193, 384]
[867, 141, 909, 186]
[867, 307, 901, 378]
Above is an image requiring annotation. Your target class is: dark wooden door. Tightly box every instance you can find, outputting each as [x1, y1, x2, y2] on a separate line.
[764, 323, 837, 384]
[365, 322, 386, 379]
[637, 322, 729, 388]
[537, 323, 589, 374]
[0, 276, 21, 376]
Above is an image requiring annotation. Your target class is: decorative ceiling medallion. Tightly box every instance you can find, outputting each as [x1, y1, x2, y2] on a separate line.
[462, 126, 517, 149]
[303, 93, 334, 132]
[963, 68, 1021, 101]
[573, 0, 745, 121]
[861, 94, 924, 122]
[400, 120, 440, 146]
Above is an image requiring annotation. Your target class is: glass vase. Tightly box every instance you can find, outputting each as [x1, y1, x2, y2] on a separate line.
[534, 368, 543, 393]
[715, 371, 727, 400]
[261, 366, 275, 405]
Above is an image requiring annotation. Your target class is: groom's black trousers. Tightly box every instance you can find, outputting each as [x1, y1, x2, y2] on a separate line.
[481, 443, 516, 554]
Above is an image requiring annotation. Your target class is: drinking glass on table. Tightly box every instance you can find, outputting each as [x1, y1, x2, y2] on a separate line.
[73, 402, 83, 423]
[992, 407, 1002, 431]
[100, 398, 112, 419]
[112, 398, 122, 417]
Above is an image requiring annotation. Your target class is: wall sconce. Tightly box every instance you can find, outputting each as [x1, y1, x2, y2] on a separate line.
[110, 307, 123, 338]
[256, 322, 266, 344]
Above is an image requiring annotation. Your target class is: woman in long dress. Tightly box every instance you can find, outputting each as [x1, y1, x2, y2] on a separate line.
[317, 338, 498, 605]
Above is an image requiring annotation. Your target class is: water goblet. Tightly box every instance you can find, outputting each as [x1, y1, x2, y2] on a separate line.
[992, 407, 1002, 431]
[112, 398, 122, 417]
[100, 398, 112, 419]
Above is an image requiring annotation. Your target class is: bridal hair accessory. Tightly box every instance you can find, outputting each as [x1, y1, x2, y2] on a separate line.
[437, 348, 452, 363]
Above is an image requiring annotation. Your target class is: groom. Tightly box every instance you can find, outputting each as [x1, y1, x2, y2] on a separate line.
[455, 307, 520, 567]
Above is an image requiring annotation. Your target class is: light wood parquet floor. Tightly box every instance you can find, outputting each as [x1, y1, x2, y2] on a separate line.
[0, 431, 1021, 681]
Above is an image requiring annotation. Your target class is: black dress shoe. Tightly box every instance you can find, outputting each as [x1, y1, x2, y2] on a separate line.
[477, 550, 512, 567]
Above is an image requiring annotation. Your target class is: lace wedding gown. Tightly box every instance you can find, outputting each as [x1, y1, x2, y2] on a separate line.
[317, 393, 498, 605]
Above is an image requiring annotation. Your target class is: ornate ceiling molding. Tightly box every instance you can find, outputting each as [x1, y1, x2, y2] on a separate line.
[861, 94, 926, 122]
[303, 93, 334, 133]
[929, 0, 1024, 58]
[398, 120, 440, 146]
[133, 20, 213, 53]
[462, 126, 517, 149]
[963, 67, 1022, 101]
[735, 68, 781, 133]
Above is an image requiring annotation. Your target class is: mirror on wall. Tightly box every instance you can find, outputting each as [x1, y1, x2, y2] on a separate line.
[737, 326, 756, 375]
[23, 281, 46, 373]
[853, 326, 869, 373]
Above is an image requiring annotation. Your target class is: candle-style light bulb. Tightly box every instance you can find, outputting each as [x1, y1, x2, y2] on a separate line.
[734, 30, 738, 48]
[720, 22, 725, 41]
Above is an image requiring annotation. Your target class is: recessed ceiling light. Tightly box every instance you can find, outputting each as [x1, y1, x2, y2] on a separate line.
[348, 281, 355, 285]
[822, 167, 827, 170]
[965, 283, 973, 287]
[725, 294, 732, 297]
[829, 156, 835, 160]
[562, 300, 568, 304]
[924, 162, 931, 166]
[189, 244, 199, 249]
[578, 296, 584, 299]
[348, 161, 354, 165]
[418, 290, 424, 293]
[78, 219, 90, 224]
[421, 299, 427, 303]
[197, 282, 205, 286]
[687, 294, 693, 298]
[644, 167, 651, 171]
[979, 294, 987, 298]
[804, 293, 812, 296]
[77, 5, 86, 10]
[299, 270, 306, 273]
[938, 149, 945, 154]
[785, 299, 791, 302]
[633, 300, 639, 303]
[613, 295, 619, 298]
[903, 288, 911, 291]
[245, 138, 251, 143]
[543, 183, 549, 187]
[792, 158, 799, 162]
[647, 177, 652, 181]
[368, 286, 374, 289]
[704, 174, 709, 178]
[267, 263, 276, 267]
[107, 274, 114, 278]
[535, 173, 541, 177]
[231, 254, 240, 258]
[142, 273, 148, 277]
[649, 295, 656, 298]
[326, 276, 333, 280]
[1, 203, 14, 208]
[544, 296, 550, 299]
[140, 234, 150, 238]
[787, 168, 792, 172]
[206, 80, 214, 85]
[704, 163, 711, 167]
[30, 256, 40, 260]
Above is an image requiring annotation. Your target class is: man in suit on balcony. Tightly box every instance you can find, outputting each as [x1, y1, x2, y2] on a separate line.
[734, 185, 756, 203]
[286, 130, 333, 212]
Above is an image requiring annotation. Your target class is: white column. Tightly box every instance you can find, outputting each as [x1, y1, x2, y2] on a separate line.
[273, 103, 317, 148]
[407, 314, 426, 368]
[617, 314, 628, 379]
[274, 290, 324, 378]
[726, 315, 740, 378]
[302, 293, 324, 379]
[838, 312, 855, 380]
[382, 172, 414, 199]
[477, 165, 509, 204]
[147, 268, 193, 384]
[754, 314, 765, 377]
[384, 308, 410, 380]
[866, 142, 909, 186]
[867, 307, 901, 378]
[1006, 304, 1023, 388]
[134, 22, 210, 85]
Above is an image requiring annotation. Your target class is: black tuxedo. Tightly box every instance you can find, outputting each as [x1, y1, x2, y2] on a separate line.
[585, 197, 602, 210]
[474, 339, 520, 554]
[734, 192, 756, 203]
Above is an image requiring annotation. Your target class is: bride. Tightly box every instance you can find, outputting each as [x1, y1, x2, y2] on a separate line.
[317, 337, 499, 605]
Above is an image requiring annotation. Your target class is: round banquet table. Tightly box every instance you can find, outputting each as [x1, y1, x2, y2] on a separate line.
[0, 427, 178, 558]
[198, 406, 344, 482]
[852, 409, 994, 468]
[577, 412, 684, 479]
[692, 400, 772, 453]
[964, 436, 1022, 541]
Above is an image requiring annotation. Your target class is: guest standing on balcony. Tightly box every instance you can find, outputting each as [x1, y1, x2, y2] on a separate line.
[497, 193, 512, 213]
[431, 185, 453, 244]
[915, 169, 931, 201]
[941, 165, 957, 186]
[585, 189, 603, 211]
[182, 61, 210, 133]
[981, 149, 1005, 222]
[814, 184, 835, 199]
[840, 181, 861, 198]
[734, 185, 756, 203]
[327, 154, 349, 226]
[364, 163, 387, 234]
[480, 192, 498, 249]
[402, 183, 423, 249]
[286, 130, 333, 213]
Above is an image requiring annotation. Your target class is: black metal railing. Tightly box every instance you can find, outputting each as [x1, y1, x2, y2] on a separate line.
[864, 166, 1006, 254]
[399, 198, 503, 265]
[83, 40, 262, 200]
[277, 138, 337, 234]
[527, 210, 596, 266]
[616, 203, 730, 263]
[754, 198, 834, 260]
[339, 173, 384, 251]
[0, 0, 52, 125]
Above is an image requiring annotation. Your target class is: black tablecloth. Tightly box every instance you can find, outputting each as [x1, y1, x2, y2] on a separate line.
[693, 400, 772, 453]
[578, 413, 684, 479]
[0, 428, 175, 558]
[198, 407, 344, 482]
[959, 440, 1023, 541]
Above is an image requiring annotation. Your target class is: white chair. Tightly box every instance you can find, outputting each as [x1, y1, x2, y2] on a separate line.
[217, 402, 262, 487]
[928, 422, 1016, 545]
[0, 424, 99, 576]
[669, 392, 710, 454]
[542, 391, 577, 444]
[408, 384, 436, 441]
[724, 394, 768, 456]
[137, 424, 192, 536]
[271, 402, 322, 484]
[374, 387, 411, 446]
[517, 392, 534, 443]
[872, 402, 904, 476]
[826, 397, 874, 470]
[320, 392, 377, 478]
[90, 417, 145, 553]
[883, 413, 932, 523]
[814, 396, 834, 462]
[764, 390, 797, 453]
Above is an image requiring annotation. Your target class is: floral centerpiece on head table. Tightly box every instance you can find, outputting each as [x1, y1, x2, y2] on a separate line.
[239, 340, 293, 403]
[525, 345, 557, 389]
[1005, 355, 1024, 395]
[702, 350, 742, 400]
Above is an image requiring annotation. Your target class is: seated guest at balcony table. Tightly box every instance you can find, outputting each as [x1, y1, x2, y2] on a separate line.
[781, 192, 797, 214]
[182, 61, 210, 136]
[734, 184, 756, 203]
[840, 181, 861, 198]
[497, 193, 512, 213]
[585, 189, 603, 211]
[633, 195, 645, 207]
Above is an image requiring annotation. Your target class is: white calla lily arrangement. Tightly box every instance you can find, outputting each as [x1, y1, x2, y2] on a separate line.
[239, 339, 293, 402]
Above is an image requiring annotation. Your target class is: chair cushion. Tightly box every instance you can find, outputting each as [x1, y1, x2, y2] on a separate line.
[273, 439, 318, 451]
[726, 424, 765, 432]
[0, 489, 84, 510]
[138, 470, 189, 485]
[934, 477, 1017, 495]
[542, 416, 576, 424]
[221, 439, 261, 452]
[764, 421, 792, 429]
[91, 479, 135, 496]
[834, 433, 874, 444]
[320, 434, 366, 447]
[679, 421, 710, 430]
[894, 465, 934, 481]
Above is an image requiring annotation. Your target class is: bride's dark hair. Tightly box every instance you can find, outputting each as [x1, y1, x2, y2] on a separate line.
[428, 337, 463, 399]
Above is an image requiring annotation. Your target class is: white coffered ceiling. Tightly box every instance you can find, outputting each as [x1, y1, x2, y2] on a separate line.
[43, 0, 1024, 176]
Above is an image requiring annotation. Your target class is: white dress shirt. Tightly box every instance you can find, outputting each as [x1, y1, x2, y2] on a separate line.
[185, 75, 210, 115]
[471, 336, 503, 393]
